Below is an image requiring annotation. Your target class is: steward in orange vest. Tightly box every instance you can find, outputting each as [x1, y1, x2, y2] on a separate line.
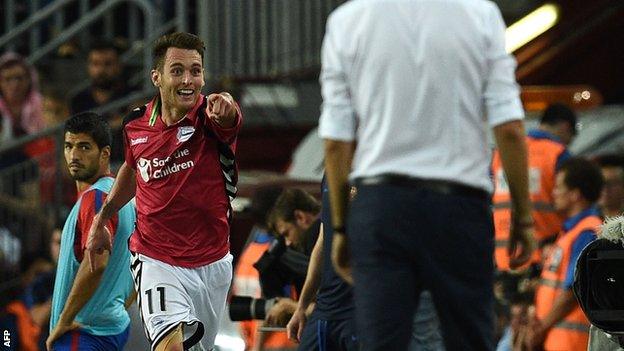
[531, 157, 604, 351]
[492, 129, 570, 271]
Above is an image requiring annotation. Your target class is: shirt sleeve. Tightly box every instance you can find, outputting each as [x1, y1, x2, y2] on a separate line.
[484, 3, 525, 127]
[123, 127, 136, 170]
[318, 13, 357, 142]
[74, 189, 119, 262]
[563, 230, 596, 289]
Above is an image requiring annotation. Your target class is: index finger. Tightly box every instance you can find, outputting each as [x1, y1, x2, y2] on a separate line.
[207, 93, 223, 104]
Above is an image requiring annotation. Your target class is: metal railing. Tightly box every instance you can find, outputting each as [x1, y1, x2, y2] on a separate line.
[0, 0, 157, 90]
[0, 0, 346, 260]
[197, 0, 346, 80]
[2, 0, 346, 82]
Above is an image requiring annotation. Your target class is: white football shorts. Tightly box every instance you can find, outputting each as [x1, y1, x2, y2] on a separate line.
[130, 251, 233, 351]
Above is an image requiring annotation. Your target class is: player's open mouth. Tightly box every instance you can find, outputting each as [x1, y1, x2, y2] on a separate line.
[178, 89, 194, 96]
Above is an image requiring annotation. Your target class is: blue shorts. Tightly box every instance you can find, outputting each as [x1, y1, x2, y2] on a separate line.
[51, 326, 130, 351]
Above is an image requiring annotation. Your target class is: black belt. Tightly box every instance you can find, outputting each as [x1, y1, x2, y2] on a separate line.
[353, 174, 489, 201]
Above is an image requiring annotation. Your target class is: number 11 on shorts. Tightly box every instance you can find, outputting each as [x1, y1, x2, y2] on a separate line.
[145, 287, 166, 314]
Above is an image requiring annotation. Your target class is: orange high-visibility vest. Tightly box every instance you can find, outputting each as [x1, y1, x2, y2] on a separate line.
[5, 300, 41, 351]
[535, 214, 601, 351]
[233, 237, 296, 350]
[492, 135, 566, 271]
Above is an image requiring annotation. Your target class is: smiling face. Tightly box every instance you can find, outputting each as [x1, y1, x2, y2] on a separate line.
[64, 132, 109, 183]
[152, 47, 204, 116]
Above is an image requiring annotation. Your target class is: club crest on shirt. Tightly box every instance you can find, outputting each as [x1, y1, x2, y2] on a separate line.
[137, 158, 152, 182]
[177, 126, 195, 143]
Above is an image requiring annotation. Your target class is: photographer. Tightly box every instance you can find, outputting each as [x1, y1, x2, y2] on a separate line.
[259, 188, 321, 327]
[231, 186, 295, 350]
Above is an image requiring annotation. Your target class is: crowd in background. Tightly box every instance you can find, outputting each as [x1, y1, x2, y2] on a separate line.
[0, 39, 141, 350]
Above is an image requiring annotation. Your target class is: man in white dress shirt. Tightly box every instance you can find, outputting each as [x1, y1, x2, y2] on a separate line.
[319, 1, 536, 350]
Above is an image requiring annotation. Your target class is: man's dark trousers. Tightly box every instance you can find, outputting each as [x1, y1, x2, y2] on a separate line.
[348, 182, 495, 351]
[298, 310, 358, 351]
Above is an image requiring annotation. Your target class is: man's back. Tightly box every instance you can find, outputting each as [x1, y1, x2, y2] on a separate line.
[320, 0, 522, 191]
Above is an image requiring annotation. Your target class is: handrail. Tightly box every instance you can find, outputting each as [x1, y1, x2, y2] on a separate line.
[26, 0, 156, 89]
[66, 17, 177, 99]
[0, 89, 154, 155]
[0, 0, 74, 49]
[1, 0, 157, 90]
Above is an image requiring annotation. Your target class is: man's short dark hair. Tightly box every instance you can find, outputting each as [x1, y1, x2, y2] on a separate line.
[559, 157, 604, 203]
[250, 186, 284, 227]
[152, 32, 205, 71]
[269, 188, 321, 226]
[595, 154, 624, 170]
[64, 112, 112, 149]
[89, 39, 121, 56]
[540, 103, 577, 133]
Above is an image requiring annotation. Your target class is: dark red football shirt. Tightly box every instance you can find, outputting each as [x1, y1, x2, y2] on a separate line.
[123, 94, 241, 267]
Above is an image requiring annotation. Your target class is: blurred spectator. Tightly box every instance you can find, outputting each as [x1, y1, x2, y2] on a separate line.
[596, 154, 624, 218]
[70, 40, 135, 165]
[70, 40, 131, 126]
[0, 54, 52, 247]
[0, 52, 45, 143]
[0, 263, 53, 351]
[42, 87, 70, 129]
[496, 292, 533, 351]
[29, 271, 55, 350]
[537, 103, 579, 146]
[49, 227, 61, 265]
[530, 158, 604, 351]
[0, 223, 21, 271]
[232, 186, 297, 350]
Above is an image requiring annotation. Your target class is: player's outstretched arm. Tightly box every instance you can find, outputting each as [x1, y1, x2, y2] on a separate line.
[87, 161, 136, 272]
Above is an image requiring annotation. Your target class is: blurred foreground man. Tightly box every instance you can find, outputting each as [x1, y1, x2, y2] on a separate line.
[319, 1, 535, 350]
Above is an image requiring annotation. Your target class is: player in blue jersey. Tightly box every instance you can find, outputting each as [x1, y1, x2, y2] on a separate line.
[46, 112, 136, 351]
